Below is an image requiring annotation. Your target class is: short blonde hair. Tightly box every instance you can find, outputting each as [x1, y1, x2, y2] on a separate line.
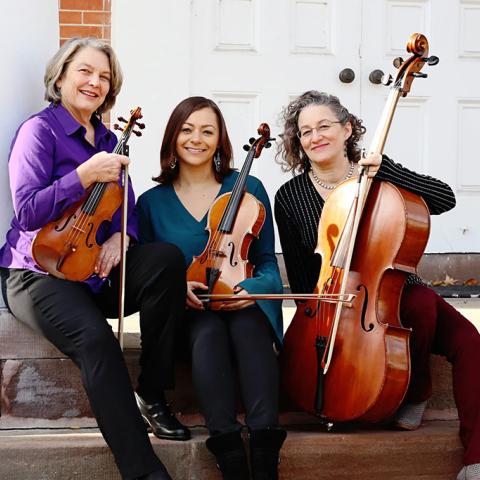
[44, 37, 123, 115]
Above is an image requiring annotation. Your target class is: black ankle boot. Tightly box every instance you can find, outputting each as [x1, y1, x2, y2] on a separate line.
[249, 428, 287, 480]
[205, 430, 250, 480]
[135, 392, 191, 441]
[136, 464, 172, 480]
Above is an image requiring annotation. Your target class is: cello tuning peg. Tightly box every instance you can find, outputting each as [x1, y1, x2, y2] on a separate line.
[117, 116, 128, 123]
[113, 123, 122, 131]
[249, 137, 255, 145]
[243, 144, 250, 152]
[132, 130, 142, 136]
[412, 72, 428, 78]
[381, 74, 394, 86]
[393, 57, 404, 69]
[135, 122, 146, 129]
[423, 55, 439, 66]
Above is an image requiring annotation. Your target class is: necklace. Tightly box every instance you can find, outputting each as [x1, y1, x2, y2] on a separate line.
[310, 161, 355, 190]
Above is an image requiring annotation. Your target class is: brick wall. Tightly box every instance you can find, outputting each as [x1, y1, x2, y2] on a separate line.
[59, 0, 111, 45]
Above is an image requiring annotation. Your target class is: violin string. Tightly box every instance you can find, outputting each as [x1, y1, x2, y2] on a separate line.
[62, 132, 127, 261]
[64, 183, 105, 254]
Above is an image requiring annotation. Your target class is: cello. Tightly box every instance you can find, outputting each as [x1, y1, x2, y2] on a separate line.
[282, 33, 439, 422]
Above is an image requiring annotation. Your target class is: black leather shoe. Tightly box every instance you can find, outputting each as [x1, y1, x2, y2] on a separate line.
[135, 392, 191, 441]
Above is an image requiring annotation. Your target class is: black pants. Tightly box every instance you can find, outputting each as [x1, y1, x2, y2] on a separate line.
[1, 242, 186, 480]
[186, 307, 279, 435]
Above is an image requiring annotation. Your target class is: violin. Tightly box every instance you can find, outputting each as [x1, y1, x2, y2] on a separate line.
[31, 107, 145, 282]
[187, 123, 274, 310]
[282, 33, 438, 422]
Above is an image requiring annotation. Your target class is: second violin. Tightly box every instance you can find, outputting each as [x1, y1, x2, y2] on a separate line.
[187, 123, 274, 310]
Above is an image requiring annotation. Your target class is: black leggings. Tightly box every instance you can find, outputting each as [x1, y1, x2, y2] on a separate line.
[186, 307, 279, 435]
[1, 242, 186, 480]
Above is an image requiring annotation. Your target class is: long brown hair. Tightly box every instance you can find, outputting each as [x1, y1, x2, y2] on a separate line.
[154, 97, 233, 184]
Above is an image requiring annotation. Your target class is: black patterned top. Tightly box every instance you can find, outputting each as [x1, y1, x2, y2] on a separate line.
[274, 156, 456, 294]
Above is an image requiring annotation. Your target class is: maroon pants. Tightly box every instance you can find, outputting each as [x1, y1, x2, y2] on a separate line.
[400, 284, 480, 465]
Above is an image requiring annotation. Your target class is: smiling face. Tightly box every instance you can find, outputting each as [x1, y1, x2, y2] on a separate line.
[56, 46, 111, 122]
[297, 104, 352, 168]
[175, 107, 220, 168]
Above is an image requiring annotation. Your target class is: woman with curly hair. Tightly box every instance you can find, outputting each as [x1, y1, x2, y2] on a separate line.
[274, 90, 480, 480]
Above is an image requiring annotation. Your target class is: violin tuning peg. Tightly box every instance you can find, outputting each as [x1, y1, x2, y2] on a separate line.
[117, 116, 128, 124]
[135, 122, 146, 129]
[132, 130, 142, 136]
[265, 142, 271, 149]
[269, 137, 276, 142]
[412, 72, 428, 78]
[243, 144, 250, 152]
[113, 123, 122, 131]
[393, 57, 404, 69]
[423, 55, 439, 66]
[249, 137, 255, 145]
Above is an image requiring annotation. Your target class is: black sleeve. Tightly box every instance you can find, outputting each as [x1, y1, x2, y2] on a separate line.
[375, 155, 456, 215]
[274, 191, 320, 294]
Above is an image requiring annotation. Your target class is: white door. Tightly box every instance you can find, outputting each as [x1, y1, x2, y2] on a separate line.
[361, 0, 480, 252]
[113, 0, 480, 253]
[189, 0, 362, 199]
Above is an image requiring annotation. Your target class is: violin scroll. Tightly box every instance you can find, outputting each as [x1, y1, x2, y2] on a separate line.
[113, 107, 145, 137]
[242, 123, 276, 155]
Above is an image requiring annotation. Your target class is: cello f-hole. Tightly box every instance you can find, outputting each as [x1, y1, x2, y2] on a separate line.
[356, 284, 374, 332]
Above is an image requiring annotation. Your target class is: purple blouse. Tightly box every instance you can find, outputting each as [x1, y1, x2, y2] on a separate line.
[0, 103, 138, 292]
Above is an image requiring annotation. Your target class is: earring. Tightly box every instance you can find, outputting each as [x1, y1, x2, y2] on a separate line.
[170, 156, 177, 170]
[214, 150, 221, 173]
[344, 142, 348, 158]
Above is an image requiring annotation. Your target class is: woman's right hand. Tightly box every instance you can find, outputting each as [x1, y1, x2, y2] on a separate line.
[76, 151, 130, 189]
[187, 281, 208, 310]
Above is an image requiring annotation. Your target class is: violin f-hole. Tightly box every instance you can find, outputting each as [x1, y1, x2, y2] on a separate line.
[227, 241, 238, 267]
[54, 213, 76, 232]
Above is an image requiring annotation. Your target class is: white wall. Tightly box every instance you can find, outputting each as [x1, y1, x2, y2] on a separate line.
[0, 1, 58, 307]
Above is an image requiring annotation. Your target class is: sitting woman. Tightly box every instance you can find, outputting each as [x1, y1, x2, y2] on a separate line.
[0, 37, 188, 480]
[274, 90, 480, 480]
[137, 96, 286, 480]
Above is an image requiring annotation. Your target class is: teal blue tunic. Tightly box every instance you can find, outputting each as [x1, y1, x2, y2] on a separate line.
[136, 170, 284, 344]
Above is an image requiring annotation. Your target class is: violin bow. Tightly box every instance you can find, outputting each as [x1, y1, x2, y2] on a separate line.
[114, 108, 145, 350]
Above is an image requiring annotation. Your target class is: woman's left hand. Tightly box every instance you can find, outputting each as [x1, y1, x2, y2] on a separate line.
[95, 232, 128, 278]
[220, 286, 255, 310]
[358, 152, 382, 177]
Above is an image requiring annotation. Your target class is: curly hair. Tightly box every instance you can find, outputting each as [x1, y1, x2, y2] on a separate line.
[276, 90, 366, 174]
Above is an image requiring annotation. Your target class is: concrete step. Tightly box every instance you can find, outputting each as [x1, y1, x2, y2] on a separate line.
[0, 309, 458, 428]
[0, 418, 463, 479]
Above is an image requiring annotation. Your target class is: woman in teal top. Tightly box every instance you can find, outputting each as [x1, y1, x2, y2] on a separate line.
[137, 97, 286, 480]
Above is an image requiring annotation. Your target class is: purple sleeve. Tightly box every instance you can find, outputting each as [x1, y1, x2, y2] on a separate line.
[9, 117, 85, 231]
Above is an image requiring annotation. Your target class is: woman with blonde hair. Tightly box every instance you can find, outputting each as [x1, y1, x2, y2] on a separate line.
[0, 37, 189, 480]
